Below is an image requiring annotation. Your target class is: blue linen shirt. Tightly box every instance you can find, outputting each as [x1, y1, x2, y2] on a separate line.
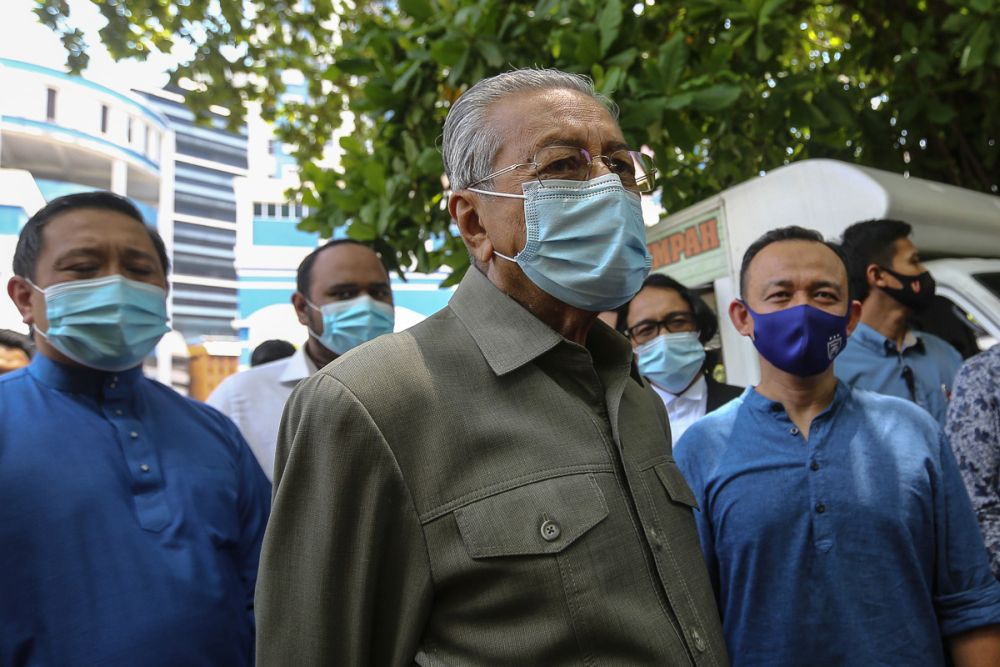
[0, 354, 271, 666]
[834, 321, 962, 425]
[675, 382, 1000, 667]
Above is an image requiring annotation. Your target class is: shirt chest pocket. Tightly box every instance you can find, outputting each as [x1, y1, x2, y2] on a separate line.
[654, 460, 699, 510]
[454, 473, 609, 558]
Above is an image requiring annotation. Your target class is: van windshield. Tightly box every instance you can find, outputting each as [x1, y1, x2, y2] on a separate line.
[974, 272, 1000, 300]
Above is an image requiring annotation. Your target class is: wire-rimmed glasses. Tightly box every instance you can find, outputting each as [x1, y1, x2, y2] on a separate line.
[468, 145, 657, 194]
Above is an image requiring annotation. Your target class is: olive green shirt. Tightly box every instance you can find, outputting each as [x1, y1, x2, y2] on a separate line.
[256, 267, 728, 666]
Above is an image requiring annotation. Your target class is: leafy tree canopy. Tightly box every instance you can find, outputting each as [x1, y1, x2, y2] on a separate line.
[37, 0, 1000, 282]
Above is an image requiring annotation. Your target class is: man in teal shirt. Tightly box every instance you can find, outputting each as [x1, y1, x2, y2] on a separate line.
[834, 218, 961, 424]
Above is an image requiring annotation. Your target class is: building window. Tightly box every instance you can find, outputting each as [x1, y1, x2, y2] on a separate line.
[100, 104, 109, 133]
[127, 117, 133, 143]
[280, 204, 290, 218]
[46, 88, 57, 122]
[253, 203, 262, 216]
[267, 140, 277, 156]
[265, 203, 276, 218]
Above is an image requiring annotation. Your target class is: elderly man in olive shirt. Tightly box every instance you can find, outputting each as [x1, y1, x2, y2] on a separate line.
[256, 68, 727, 666]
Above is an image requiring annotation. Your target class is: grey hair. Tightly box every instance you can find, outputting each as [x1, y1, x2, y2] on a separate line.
[441, 68, 619, 191]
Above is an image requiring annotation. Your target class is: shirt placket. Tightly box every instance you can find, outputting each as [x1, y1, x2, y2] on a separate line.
[802, 416, 833, 552]
[101, 376, 171, 532]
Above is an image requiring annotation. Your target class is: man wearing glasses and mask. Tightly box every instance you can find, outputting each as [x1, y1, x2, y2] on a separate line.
[257, 69, 728, 665]
[620, 274, 743, 441]
[834, 218, 962, 425]
[208, 239, 394, 479]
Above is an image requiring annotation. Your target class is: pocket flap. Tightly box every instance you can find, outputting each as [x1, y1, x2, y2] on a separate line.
[655, 461, 699, 509]
[454, 474, 609, 558]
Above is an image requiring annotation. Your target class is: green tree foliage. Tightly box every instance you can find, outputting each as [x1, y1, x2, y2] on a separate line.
[37, 0, 1000, 281]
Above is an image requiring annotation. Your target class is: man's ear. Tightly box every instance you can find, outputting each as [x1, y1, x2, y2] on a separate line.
[845, 299, 863, 335]
[729, 299, 754, 338]
[449, 191, 493, 265]
[290, 292, 311, 327]
[7, 276, 36, 326]
[866, 263, 885, 288]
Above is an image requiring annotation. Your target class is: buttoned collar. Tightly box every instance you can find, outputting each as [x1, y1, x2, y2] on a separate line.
[449, 267, 638, 379]
[850, 322, 924, 355]
[278, 346, 317, 384]
[26, 352, 144, 396]
[743, 379, 850, 421]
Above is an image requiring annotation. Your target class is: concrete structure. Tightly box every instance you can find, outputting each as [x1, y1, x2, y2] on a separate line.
[139, 87, 249, 343]
[0, 57, 177, 384]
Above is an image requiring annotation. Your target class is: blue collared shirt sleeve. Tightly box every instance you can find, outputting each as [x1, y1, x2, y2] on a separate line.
[933, 428, 1000, 635]
[235, 422, 272, 610]
[946, 349, 1000, 579]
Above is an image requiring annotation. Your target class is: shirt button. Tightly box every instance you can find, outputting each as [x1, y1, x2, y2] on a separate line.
[115, 409, 124, 416]
[810, 461, 819, 471]
[648, 527, 663, 550]
[815, 502, 826, 514]
[691, 627, 707, 653]
[139, 463, 151, 473]
[109, 382, 117, 389]
[540, 519, 561, 542]
[790, 427, 800, 435]
[130, 431, 139, 439]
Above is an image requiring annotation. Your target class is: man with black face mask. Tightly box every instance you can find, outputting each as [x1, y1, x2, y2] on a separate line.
[834, 218, 962, 424]
[675, 225, 1000, 667]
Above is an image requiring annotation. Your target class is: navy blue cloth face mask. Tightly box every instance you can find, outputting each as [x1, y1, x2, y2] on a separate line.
[742, 302, 850, 377]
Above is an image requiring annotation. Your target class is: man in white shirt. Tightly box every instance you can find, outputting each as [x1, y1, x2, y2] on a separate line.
[208, 239, 394, 479]
[620, 273, 742, 440]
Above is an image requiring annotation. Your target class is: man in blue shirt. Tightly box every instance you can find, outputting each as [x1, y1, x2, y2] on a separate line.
[1, 192, 271, 666]
[834, 218, 962, 424]
[675, 225, 1000, 666]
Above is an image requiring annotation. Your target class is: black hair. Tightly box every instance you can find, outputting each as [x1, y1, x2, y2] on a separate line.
[250, 339, 296, 367]
[739, 225, 853, 302]
[12, 191, 170, 281]
[838, 218, 913, 302]
[0, 329, 34, 359]
[618, 273, 718, 345]
[295, 239, 371, 298]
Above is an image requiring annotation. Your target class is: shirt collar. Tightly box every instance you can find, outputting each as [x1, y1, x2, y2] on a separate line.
[449, 267, 637, 378]
[26, 352, 144, 396]
[654, 374, 707, 407]
[743, 379, 850, 420]
[279, 346, 317, 384]
[851, 322, 924, 355]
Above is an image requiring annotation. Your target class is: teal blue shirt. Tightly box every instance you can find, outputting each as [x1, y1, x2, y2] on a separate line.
[834, 322, 961, 424]
[676, 382, 1000, 666]
[0, 355, 271, 666]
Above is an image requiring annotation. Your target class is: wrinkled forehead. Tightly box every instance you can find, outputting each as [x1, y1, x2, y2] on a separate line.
[747, 240, 848, 290]
[485, 88, 624, 162]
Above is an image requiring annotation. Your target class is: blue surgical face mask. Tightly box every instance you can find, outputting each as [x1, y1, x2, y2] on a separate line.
[635, 331, 706, 394]
[470, 173, 652, 312]
[30, 274, 170, 372]
[743, 302, 849, 377]
[307, 294, 395, 355]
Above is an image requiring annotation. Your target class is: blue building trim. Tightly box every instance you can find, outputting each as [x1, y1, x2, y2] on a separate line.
[1, 116, 160, 172]
[0, 58, 169, 128]
[252, 217, 320, 247]
[0, 205, 27, 234]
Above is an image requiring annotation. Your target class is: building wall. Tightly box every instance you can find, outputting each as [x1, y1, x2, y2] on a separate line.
[140, 88, 249, 343]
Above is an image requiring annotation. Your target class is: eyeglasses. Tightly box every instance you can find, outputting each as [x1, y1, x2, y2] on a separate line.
[626, 312, 698, 345]
[468, 145, 657, 194]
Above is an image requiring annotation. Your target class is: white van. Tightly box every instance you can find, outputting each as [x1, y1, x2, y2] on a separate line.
[645, 159, 1000, 387]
